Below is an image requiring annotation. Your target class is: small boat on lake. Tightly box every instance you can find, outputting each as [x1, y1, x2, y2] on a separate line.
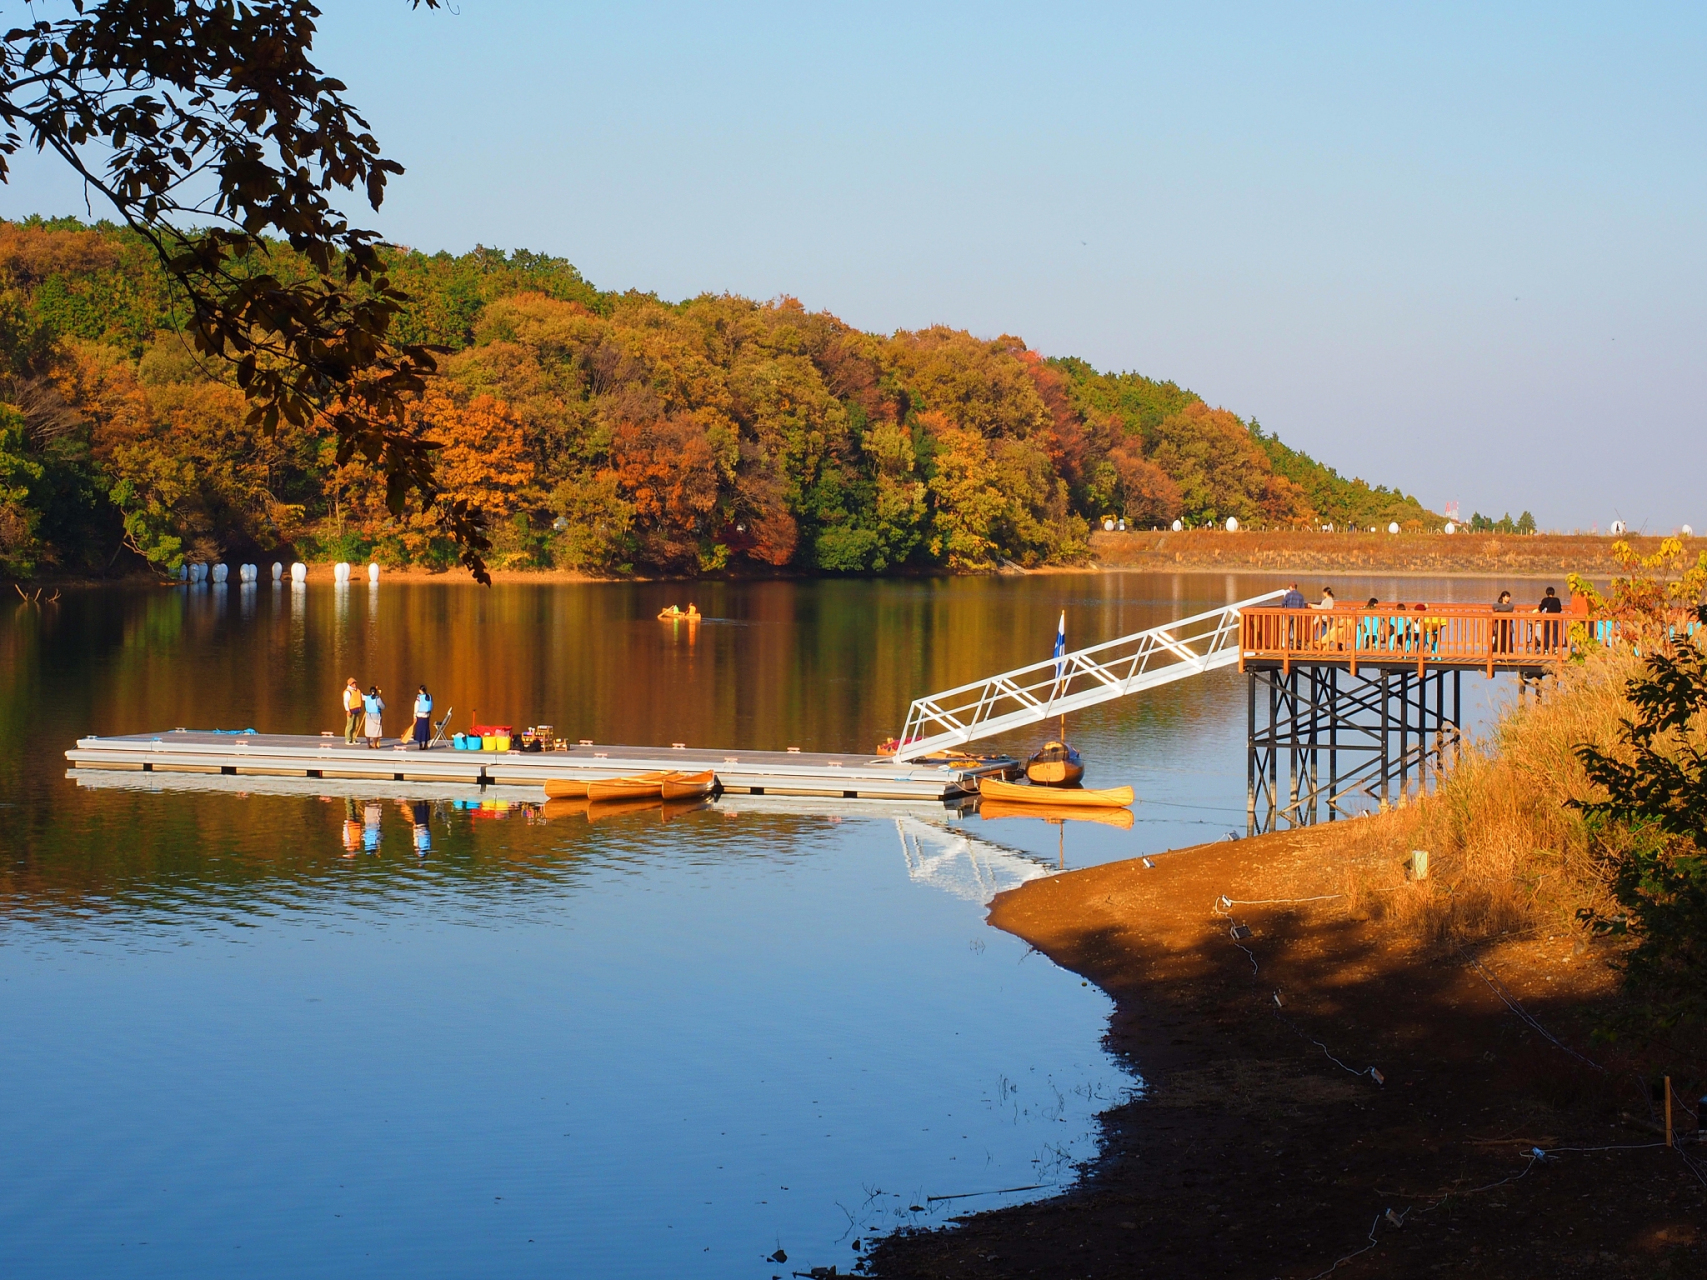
[979, 776, 1133, 808]
[1024, 739, 1084, 787]
[660, 769, 717, 800]
[586, 771, 673, 802]
[657, 604, 701, 622]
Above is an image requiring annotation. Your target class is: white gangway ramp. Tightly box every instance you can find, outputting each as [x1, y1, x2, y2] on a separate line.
[893, 590, 1285, 761]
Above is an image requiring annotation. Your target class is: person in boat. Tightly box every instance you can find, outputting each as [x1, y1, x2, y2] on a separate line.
[412, 685, 433, 750]
[362, 685, 385, 748]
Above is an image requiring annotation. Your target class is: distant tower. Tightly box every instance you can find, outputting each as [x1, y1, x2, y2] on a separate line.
[1444, 501, 1461, 522]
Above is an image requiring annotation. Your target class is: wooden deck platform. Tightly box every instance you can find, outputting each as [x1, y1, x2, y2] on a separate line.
[1240, 605, 1570, 677]
[64, 731, 1013, 802]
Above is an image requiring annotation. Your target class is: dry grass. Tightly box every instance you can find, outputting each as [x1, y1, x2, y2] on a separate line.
[1322, 650, 1649, 946]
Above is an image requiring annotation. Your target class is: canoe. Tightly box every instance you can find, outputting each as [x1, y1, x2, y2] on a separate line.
[586, 771, 672, 802]
[1024, 740, 1085, 787]
[660, 769, 717, 800]
[978, 799, 1135, 829]
[978, 776, 1134, 808]
[544, 777, 597, 799]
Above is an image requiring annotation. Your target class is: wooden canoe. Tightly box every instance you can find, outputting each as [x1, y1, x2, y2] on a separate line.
[544, 777, 596, 799]
[586, 771, 672, 802]
[978, 798, 1135, 829]
[660, 769, 717, 800]
[978, 776, 1134, 808]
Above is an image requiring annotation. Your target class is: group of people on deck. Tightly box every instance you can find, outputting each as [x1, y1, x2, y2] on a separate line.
[342, 678, 436, 749]
[1277, 583, 1568, 654]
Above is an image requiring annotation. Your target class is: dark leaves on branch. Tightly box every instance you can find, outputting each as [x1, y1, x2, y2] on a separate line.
[0, 0, 490, 580]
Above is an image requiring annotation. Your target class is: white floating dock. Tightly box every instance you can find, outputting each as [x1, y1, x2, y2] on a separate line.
[65, 731, 1012, 802]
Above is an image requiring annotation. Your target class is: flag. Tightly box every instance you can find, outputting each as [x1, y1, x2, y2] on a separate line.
[1053, 610, 1066, 682]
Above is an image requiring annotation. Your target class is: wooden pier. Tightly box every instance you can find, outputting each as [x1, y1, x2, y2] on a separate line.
[63, 731, 1012, 802]
[1236, 604, 1567, 830]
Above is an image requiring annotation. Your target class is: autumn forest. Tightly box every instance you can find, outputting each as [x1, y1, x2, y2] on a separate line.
[0, 217, 1436, 580]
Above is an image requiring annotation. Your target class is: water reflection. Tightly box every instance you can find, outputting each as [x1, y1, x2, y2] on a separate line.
[1, 574, 1532, 1278]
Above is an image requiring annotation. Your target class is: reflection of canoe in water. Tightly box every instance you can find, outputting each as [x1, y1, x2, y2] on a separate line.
[660, 769, 717, 800]
[979, 776, 1134, 807]
[544, 796, 709, 823]
[1024, 740, 1084, 786]
[978, 798, 1134, 828]
[587, 771, 672, 802]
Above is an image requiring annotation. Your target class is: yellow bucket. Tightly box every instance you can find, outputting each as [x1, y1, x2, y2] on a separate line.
[481, 734, 497, 751]
[494, 734, 512, 752]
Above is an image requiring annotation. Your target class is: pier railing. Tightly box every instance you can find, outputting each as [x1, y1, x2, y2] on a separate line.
[893, 591, 1284, 760]
[1239, 606, 1570, 677]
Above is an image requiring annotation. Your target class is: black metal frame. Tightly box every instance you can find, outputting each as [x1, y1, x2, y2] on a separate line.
[1247, 663, 1462, 833]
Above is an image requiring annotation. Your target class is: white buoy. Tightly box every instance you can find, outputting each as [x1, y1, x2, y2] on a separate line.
[1117, 518, 1126, 531]
[1388, 522, 1400, 535]
[290, 562, 308, 584]
[368, 562, 381, 584]
[1103, 517, 1115, 531]
[211, 563, 228, 583]
[333, 561, 351, 583]
[1609, 520, 1627, 535]
[271, 562, 283, 582]
[1444, 521, 1456, 535]
[178, 563, 189, 582]
[1681, 524, 1694, 537]
[1226, 516, 1239, 532]
[1171, 519, 1183, 532]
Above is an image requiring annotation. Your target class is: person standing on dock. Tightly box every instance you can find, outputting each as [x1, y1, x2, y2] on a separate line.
[343, 677, 363, 745]
[412, 686, 433, 750]
[363, 686, 385, 748]
[1537, 585, 1563, 650]
[1280, 583, 1305, 609]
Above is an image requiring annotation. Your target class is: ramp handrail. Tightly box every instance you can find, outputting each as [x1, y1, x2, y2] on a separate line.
[894, 590, 1285, 760]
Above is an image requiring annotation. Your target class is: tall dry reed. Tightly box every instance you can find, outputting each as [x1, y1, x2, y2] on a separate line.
[1329, 650, 1646, 945]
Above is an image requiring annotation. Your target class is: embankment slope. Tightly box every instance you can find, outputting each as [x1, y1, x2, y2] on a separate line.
[1089, 531, 1678, 579]
[866, 828, 1702, 1279]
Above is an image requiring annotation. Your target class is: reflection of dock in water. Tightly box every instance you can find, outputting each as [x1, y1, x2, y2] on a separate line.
[895, 816, 1056, 904]
[65, 731, 1007, 801]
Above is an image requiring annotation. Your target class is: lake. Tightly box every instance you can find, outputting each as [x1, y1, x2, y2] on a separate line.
[0, 572, 1529, 1277]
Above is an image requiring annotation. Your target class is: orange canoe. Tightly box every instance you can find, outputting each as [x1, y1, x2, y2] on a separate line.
[660, 769, 717, 800]
[544, 777, 596, 799]
[586, 771, 671, 802]
[978, 776, 1134, 808]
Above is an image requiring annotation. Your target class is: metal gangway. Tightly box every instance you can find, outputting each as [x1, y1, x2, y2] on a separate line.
[893, 590, 1284, 761]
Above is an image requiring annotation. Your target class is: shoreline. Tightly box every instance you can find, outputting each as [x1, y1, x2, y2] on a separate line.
[865, 827, 1702, 1278]
[11, 530, 1677, 590]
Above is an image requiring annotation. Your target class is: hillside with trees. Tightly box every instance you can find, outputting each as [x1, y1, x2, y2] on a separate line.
[0, 216, 1439, 579]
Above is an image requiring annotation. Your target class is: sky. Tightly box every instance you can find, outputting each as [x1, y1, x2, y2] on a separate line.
[9, 1, 1704, 532]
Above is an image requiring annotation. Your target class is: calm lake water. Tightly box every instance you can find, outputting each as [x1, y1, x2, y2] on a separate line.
[0, 572, 1533, 1278]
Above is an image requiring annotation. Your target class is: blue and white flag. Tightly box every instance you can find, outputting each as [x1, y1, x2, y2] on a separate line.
[1053, 610, 1066, 681]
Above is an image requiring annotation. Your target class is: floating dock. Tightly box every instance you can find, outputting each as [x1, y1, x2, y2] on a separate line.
[64, 731, 1012, 802]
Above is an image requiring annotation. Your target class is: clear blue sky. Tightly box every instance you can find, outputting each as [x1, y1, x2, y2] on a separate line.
[11, 2, 1704, 532]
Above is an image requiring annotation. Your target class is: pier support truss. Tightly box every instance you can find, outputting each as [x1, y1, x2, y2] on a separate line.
[1246, 664, 1463, 834]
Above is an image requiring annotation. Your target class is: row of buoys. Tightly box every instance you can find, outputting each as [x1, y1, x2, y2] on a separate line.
[178, 560, 385, 584]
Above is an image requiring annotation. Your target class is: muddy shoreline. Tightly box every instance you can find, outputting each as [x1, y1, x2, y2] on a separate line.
[864, 829, 1703, 1279]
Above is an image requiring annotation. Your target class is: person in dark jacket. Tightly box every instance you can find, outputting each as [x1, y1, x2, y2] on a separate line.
[1492, 591, 1514, 653]
[1537, 586, 1563, 649]
[1281, 583, 1306, 609]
